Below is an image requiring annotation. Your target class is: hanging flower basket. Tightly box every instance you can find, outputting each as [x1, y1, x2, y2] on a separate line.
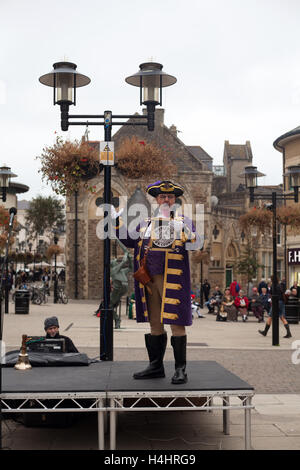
[37, 136, 102, 196]
[276, 205, 300, 231]
[116, 137, 177, 179]
[0, 205, 17, 252]
[46, 244, 63, 260]
[239, 208, 273, 235]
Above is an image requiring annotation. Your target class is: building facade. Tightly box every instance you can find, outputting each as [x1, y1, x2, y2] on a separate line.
[274, 126, 300, 287]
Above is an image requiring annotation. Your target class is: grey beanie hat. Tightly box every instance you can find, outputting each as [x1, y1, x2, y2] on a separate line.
[44, 316, 59, 330]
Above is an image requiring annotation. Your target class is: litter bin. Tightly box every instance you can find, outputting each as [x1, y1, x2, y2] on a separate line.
[285, 302, 300, 324]
[15, 290, 30, 314]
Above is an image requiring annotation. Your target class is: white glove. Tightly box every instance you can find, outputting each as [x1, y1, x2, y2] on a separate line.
[173, 220, 184, 232]
[111, 206, 124, 220]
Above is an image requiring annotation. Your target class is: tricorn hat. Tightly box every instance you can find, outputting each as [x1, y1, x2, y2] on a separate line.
[146, 180, 184, 197]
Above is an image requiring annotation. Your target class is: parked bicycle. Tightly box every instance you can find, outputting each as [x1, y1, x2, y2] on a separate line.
[30, 285, 48, 305]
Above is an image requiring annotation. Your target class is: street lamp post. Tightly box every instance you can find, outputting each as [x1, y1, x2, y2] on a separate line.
[243, 165, 300, 346]
[53, 232, 59, 304]
[39, 61, 176, 361]
[0, 165, 17, 202]
[0, 167, 18, 315]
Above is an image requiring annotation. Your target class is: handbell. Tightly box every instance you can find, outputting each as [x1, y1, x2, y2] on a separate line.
[14, 334, 32, 370]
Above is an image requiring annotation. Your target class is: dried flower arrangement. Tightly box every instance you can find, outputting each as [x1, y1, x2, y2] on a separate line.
[46, 244, 63, 260]
[0, 205, 16, 251]
[116, 137, 177, 179]
[37, 136, 101, 196]
[276, 205, 300, 231]
[239, 208, 273, 235]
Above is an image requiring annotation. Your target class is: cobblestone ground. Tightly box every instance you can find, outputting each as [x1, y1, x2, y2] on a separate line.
[81, 347, 300, 394]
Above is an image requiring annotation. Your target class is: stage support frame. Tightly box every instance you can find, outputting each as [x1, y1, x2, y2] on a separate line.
[106, 389, 254, 450]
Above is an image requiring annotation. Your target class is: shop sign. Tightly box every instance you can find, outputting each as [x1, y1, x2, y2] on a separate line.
[288, 248, 300, 265]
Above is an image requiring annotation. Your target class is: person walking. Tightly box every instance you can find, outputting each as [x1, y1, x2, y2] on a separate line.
[202, 279, 211, 303]
[259, 276, 292, 338]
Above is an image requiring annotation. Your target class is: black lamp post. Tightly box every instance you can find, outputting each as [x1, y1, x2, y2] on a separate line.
[0, 167, 18, 315]
[53, 231, 59, 304]
[39, 61, 176, 361]
[242, 165, 300, 346]
[0, 165, 17, 202]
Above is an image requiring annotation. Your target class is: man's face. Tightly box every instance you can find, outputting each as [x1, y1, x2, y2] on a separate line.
[46, 326, 59, 337]
[156, 194, 176, 208]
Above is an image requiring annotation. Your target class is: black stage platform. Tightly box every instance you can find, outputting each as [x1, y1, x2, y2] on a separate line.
[1, 361, 255, 450]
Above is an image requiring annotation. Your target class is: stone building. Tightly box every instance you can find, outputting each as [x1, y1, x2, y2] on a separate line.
[65, 109, 283, 300]
[274, 126, 300, 287]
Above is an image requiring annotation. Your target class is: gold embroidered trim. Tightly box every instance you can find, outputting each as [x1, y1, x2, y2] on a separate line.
[149, 247, 174, 252]
[167, 268, 183, 276]
[168, 254, 183, 260]
[166, 283, 182, 290]
[160, 251, 170, 323]
[162, 312, 179, 320]
[165, 298, 181, 305]
[174, 240, 183, 247]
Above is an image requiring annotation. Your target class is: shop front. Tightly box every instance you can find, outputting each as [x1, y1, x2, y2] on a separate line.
[288, 248, 300, 285]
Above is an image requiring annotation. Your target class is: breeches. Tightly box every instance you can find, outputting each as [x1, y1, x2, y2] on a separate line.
[146, 274, 185, 337]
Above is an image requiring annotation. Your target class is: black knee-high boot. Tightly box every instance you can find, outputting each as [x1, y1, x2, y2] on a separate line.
[171, 335, 187, 384]
[283, 324, 292, 338]
[133, 332, 167, 379]
[259, 323, 270, 336]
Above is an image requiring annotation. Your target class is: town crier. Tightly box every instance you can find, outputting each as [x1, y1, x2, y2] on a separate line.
[112, 180, 201, 384]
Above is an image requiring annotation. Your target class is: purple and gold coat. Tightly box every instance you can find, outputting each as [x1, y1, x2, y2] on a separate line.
[114, 215, 201, 327]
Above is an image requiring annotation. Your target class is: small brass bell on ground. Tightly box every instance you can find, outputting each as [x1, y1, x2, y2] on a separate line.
[14, 334, 32, 370]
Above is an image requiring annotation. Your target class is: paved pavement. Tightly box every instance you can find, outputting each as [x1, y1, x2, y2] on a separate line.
[1, 298, 300, 450]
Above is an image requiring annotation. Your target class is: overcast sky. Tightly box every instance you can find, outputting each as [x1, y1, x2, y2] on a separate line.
[1, 0, 300, 200]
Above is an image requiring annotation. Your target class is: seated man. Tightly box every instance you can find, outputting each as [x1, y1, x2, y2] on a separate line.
[249, 287, 264, 322]
[206, 286, 223, 313]
[44, 316, 79, 353]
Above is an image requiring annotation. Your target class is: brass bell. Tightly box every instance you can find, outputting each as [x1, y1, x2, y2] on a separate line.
[14, 334, 32, 370]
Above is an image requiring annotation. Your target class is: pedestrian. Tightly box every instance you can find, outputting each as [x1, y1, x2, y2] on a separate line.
[259, 286, 271, 315]
[206, 286, 223, 313]
[202, 279, 211, 302]
[258, 278, 267, 294]
[230, 279, 240, 298]
[290, 281, 300, 298]
[112, 180, 201, 384]
[259, 275, 292, 338]
[234, 290, 249, 322]
[221, 288, 237, 321]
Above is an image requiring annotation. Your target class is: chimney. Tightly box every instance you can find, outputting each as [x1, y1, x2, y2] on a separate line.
[169, 124, 178, 137]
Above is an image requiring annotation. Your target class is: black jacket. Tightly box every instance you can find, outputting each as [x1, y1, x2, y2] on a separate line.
[46, 333, 79, 353]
